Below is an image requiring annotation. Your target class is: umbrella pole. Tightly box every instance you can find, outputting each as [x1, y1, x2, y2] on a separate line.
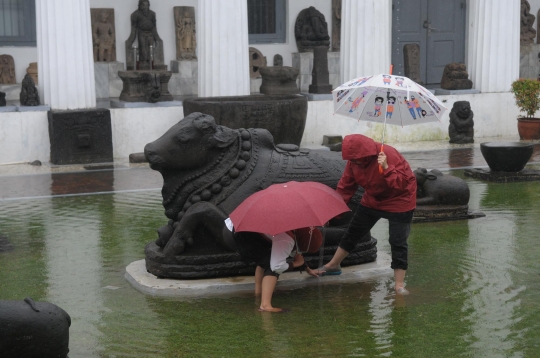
[317, 225, 326, 279]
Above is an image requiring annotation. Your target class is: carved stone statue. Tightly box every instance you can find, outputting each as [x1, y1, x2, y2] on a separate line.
[174, 7, 197, 60]
[26, 62, 38, 85]
[143, 112, 377, 279]
[403, 44, 422, 84]
[414, 168, 470, 206]
[0, 92, 6, 107]
[249, 47, 267, 78]
[125, 0, 165, 70]
[521, 0, 536, 45]
[20, 74, 40, 106]
[449, 101, 474, 144]
[331, 0, 342, 52]
[0, 55, 16, 85]
[273, 54, 283, 67]
[91, 9, 116, 62]
[440, 63, 473, 90]
[259, 66, 299, 95]
[294, 7, 330, 52]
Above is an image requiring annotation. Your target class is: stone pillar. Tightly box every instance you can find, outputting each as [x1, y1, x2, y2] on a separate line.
[339, 0, 392, 83]
[467, 0, 520, 93]
[36, 0, 96, 109]
[197, 0, 250, 97]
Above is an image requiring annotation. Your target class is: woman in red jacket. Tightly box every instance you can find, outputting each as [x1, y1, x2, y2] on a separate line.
[311, 134, 416, 295]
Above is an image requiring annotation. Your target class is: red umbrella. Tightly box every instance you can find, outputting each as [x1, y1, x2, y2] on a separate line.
[229, 181, 350, 235]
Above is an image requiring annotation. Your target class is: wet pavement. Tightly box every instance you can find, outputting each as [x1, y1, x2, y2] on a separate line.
[1, 137, 540, 200]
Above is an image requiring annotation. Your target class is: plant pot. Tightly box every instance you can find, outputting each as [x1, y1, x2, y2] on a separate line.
[480, 142, 534, 172]
[517, 118, 540, 140]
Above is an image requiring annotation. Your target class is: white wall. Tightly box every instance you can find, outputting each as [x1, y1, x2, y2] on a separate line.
[0, 93, 522, 165]
[0, 47, 38, 83]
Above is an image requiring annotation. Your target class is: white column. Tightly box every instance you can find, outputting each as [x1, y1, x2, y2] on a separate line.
[36, 0, 96, 109]
[340, 0, 392, 82]
[467, 0, 520, 93]
[197, 0, 250, 97]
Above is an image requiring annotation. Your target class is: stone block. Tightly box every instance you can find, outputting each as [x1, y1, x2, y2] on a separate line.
[48, 108, 113, 165]
[250, 78, 261, 93]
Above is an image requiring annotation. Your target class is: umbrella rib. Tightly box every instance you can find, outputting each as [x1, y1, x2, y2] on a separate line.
[334, 87, 359, 114]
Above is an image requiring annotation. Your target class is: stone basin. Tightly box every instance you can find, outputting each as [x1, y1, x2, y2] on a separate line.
[480, 142, 534, 172]
[183, 94, 308, 146]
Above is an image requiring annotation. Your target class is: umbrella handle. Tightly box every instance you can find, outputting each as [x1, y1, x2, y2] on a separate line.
[378, 144, 384, 174]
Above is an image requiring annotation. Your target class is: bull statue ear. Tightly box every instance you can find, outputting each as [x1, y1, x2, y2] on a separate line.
[211, 126, 238, 148]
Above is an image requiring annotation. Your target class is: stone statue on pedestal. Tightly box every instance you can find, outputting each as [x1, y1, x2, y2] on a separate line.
[125, 0, 165, 70]
[294, 7, 330, 52]
[92, 9, 116, 62]
[174, 7, 197, 60]
[20, 74, 40, 106]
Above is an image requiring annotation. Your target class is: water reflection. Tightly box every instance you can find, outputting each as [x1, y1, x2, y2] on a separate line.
[448, 147, 475, 168]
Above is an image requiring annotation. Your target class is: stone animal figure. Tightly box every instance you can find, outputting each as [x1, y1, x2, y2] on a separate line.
[449, 101, 474, 144]
[0, 297, 71, 358]
[413, 168, 470, 206]
[440, 63, 473, 90]
[144, 112, 376, 278]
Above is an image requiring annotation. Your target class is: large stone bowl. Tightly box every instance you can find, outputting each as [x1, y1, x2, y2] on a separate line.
[183, 95, 308, 146]
[480, 142, 534, 172]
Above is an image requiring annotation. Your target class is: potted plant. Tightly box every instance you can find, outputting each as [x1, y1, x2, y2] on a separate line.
[511, 78, 540, 140]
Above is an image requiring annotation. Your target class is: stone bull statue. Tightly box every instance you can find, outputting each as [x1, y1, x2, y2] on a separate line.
[0, 297, 71, 358]
[143, 112, 377, 279]
[413, 168, 470, 206]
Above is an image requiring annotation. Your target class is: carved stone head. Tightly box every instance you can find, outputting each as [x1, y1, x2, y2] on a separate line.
[453, 101, 471, 119]
[138, 0, 150, 11]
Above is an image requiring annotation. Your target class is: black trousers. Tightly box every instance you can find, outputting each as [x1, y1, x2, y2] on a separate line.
[339, 204, 414, 270]
[234, 231, 280, 278]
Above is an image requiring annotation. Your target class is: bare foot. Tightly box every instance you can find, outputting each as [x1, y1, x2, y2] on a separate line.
[396, 287, 410, 296]
[259, 306, 285, 313]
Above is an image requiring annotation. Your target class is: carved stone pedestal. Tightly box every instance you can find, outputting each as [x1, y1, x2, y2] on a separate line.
[259, 66, 299, 95]
[48, 109, 113, 165]
[169, 60, 198, 95]
[118, 70, 173, 102]
[292, 52, 340, 92]
[94, 62, 124, 99]
[413, 205, 485, 222]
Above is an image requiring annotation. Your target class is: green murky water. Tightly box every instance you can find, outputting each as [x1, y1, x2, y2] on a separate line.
[1, 172, 540, 357]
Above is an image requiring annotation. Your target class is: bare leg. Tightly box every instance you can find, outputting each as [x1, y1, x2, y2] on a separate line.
[323, 247, 349, 269]
[259, 275, 282, 312]
[394, 269, 409, 295]
[254, 266, 264, 296]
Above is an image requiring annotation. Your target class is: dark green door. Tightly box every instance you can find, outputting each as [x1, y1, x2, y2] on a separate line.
[392, 0, 466, 85]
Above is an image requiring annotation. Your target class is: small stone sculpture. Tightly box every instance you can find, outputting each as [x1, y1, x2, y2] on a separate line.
[273, 54, 283, 67]
[26, 62, 38, 85]
[174, 7, 197, 60]
[294, 7, 330, 52]
[249, 47, 267, 78]
[309, 46, 332, 94]
[414, 168, 470, 206]
[449, 101, 474, 144]
[125, 0, 165, 70]
[20, 74, 40, 106]
[0, 297, 71, 358]
[440, 63, 473, 90]
[259, 66, 300, 95]
[331, 0, 341, 52]
[0, 55, 16, 84]
[91, 9, 116, 62]
[0, 91, 6, 107]
[521, 0, 536, 45]
[403, 44, 422, 84]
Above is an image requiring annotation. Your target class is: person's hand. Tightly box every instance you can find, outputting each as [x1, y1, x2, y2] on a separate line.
[306, 266, 321, 278]
[378, 152, 388, 170]
[292, 253, 305, 268]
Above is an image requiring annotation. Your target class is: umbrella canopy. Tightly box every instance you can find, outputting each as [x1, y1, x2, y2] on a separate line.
[229, 181, 350, 236]
[333, 74, 447, 127]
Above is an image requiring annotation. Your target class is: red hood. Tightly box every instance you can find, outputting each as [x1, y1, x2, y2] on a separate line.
[342, 134, 378, 161]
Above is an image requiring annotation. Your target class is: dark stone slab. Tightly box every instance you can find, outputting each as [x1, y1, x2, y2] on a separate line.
[464, 168, 540, 182]
[48, 108, 113, 165]
[480, 142, 533, 172]
[403, 44, 423, 84]
[413, 205, 485, 222]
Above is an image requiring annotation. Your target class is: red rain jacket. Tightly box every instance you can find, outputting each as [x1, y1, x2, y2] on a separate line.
[337, 134, 417, 212]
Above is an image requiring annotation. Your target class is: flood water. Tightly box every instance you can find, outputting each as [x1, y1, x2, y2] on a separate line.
[1, 168, 540, 357]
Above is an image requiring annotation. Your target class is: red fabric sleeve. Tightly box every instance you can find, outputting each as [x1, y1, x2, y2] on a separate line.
[336, 161, 359, 204]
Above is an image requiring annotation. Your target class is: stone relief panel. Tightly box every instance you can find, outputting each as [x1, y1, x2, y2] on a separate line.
[331, 0, 341, 52]
[521, 0, 536, 45]
[174, 7, 197, 60]
[91, 9, 117, 62]
[403, 44, 422, 84]
[0, 55, 16, 84]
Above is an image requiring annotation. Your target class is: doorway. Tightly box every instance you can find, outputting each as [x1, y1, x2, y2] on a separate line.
[391, 0, 466, 85]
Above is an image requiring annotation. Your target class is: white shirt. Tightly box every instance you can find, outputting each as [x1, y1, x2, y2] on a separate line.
[263, 232, 296, 275]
